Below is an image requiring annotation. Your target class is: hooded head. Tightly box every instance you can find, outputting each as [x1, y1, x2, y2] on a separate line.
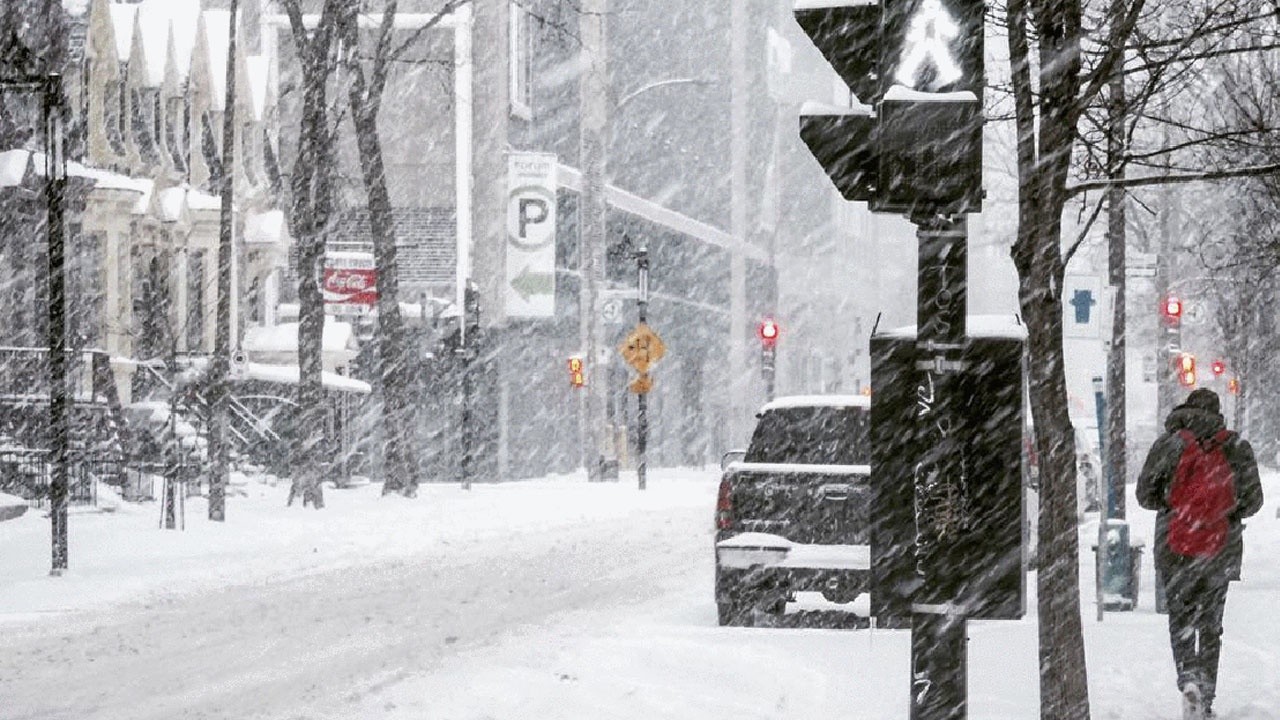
[1183, 387, 1221, 415]
[1166, 388, 1225, 438]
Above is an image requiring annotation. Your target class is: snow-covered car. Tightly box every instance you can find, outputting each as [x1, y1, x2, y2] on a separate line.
[714, 395, 871, 626]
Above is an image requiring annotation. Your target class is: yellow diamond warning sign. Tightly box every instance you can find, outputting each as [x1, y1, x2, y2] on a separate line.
[628, 372, 653, 395]
[618, 322, 666, 374]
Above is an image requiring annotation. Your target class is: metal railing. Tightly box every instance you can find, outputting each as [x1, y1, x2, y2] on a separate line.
[0, 448, 115, 507]
[0, 346, 99, 401]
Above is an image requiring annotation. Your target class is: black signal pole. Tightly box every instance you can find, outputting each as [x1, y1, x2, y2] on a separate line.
[910, 215, 969, 720]
[44, 74, 69, 575]
[635, 243, 649, 491]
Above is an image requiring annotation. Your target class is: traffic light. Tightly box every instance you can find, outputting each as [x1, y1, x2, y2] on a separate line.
[758, 318, 779, 377]
[1162, 295, 1183, 326]
[795, 3, 881, 201]
[795, 0, 985, 215]
[1177, 352, 1196, 388]
[1211, 359, 1226, 377]
[568, 356, 585, 388]
[758, 318, 780, 348]
[1228, 377, 1240, 395]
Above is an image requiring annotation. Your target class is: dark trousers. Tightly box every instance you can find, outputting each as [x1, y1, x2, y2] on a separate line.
[1163, 555, 1230, 707]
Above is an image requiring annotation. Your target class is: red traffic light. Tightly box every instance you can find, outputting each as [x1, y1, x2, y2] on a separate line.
[567, 356, 585, 388]
[1211, 359, 1226, 377]
[1162, 295, 1183, 323]
[757, 318, 780, 346]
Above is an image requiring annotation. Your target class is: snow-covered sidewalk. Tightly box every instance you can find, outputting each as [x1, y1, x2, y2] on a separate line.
[1, 468, 1277, 719]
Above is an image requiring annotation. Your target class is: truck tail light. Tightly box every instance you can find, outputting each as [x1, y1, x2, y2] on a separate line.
[715, 478, 733, 530]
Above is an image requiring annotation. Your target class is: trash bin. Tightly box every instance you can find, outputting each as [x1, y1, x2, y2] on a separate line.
[1099, 520, 1142, 611]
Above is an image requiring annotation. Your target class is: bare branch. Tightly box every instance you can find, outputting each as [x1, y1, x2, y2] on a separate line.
[1077, 0, 1147, 113]
[1067, 161, 1280, 196]
[1064, 192, 1107, 266]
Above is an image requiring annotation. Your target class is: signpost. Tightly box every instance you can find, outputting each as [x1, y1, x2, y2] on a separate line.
[618, 247, 663, 491]
[505, 151, 558, 318]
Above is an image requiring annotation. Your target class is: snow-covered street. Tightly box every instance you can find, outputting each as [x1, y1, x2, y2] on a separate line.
[1, 469, 1278, 719]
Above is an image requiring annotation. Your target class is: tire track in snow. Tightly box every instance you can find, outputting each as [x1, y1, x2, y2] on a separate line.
[0, 508, 711, 720]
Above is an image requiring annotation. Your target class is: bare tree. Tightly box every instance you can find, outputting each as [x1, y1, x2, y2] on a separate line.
[1001, 0, 1280, 716]
[281, 0, 345, 508]
[337, 0, 470, 496]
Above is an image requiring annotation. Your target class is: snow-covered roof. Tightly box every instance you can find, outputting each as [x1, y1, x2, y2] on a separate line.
[245, 209, 286, 244]
[0, 149, 149, 194]
[135, 4, 173, 87]
[243, 362, 371, 394]
[157, 186, 186, 221]
[242, 320, 355, 355]
[245, 54, 271, 120]
[187, 188, 222, 211]
[202, 10, 233, 109]
[108, 3, 138, 62]
[166, 0, 203, 82]
[793, 0, 878, 9]
[130, 179, 155, 215]
[760, 394, 871, 412]
[878, 314, 1028, 340]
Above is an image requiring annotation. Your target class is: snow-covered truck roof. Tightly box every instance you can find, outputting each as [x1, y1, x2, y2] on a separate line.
[759, 395, 871, 412]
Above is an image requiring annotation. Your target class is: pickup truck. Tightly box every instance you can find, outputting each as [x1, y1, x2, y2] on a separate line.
[714, 395, 871, 626]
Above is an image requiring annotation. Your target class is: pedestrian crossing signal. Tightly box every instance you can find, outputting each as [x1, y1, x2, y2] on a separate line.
[568, 356, 585, 388]
[1177, 353, 1196, 388]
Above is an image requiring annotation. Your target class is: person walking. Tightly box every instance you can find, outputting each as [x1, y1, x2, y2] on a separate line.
[1137, 388, 1264, 719]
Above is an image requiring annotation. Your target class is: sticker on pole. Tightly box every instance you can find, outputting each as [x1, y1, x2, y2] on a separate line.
[506, 152, 558, 318]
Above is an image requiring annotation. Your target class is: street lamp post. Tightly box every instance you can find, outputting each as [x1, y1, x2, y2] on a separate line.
[43, 73, 70, 574]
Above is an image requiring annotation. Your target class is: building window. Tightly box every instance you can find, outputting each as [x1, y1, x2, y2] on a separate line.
[71, 230, 104, 349]
[166, 96, 187, 170]
[104, 81, 126, 155]
[117, 79, 129, 151]
[153, 93, 164, 154]
[509, 1, 533, 119]
[187, 250, 205, 352]
[242, 121, 258, 184]
[201, 112, 223, 190]
[132, 88, 158, 162]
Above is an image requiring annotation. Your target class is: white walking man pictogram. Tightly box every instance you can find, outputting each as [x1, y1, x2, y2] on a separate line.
[895, 0, 963, 89]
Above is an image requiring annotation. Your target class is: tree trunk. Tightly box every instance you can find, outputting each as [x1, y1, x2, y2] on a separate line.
[282, 6, 341, 509]
[350, 100, 419, 496]
[1009, 1, 1092, 717]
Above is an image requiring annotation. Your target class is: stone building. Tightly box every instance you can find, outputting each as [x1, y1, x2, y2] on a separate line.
[0, 0, 288, 408]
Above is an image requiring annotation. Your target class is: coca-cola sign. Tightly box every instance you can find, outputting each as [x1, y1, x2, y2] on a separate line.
[323, 267, 378, 306]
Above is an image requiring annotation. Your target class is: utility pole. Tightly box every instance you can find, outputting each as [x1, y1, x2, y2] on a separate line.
[728, 0, 749, 447]
[209, 0, 238, 522]
[579, 0, 609, 480]
[44, 74, 69, 574]
[1104, 0, 1127, 519]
